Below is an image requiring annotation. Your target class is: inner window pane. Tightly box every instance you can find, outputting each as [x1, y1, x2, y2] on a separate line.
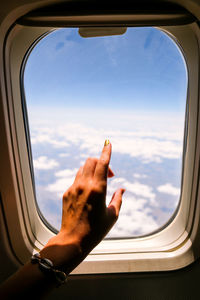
[23, 27, 187, 238]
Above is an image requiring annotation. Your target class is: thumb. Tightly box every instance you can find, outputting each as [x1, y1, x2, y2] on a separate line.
[107, 188, 125, 223]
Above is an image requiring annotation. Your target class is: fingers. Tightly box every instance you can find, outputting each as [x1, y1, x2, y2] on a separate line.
[82, 158, 98, 178]
[108, 167, 114, 178]
[81, 157, 114, 178]
[75, 140, 114, 183]
[74, 166, 83, 181]
[107, 188, 125, 220]
[94, 140, 112, 181]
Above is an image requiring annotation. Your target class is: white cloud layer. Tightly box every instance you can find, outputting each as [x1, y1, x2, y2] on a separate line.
[29, 114, 183, 237]
[33, 156, 59, 170]
[110, 177, 156, 203]
[45, 166, 160, 236]
[47, 168, 78, 198]
[157, 183, 180, 196]
[30, 116, 183, 164]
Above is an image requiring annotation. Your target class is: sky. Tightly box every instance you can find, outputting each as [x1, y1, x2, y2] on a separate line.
[23, 27, 187, 238]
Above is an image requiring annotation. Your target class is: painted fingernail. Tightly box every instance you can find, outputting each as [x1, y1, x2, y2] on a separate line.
[104, 139, 110, 146]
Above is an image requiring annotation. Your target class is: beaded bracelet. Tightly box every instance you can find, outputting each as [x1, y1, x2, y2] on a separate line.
[31, 253, 67, 287]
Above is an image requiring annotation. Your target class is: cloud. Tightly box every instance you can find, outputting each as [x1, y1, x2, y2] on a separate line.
[31, 134, 69, 148]
[124, 181, 155, 201]
[109, 177, 156, 202]
[34, 185, 62, 230]
[59, 153, 70, 157]
[157, 183, 180, 196]
[55, 168, 78, 177]
[106, 178, 158, 236]
[133, 173, 147, 179]
[31, 123, 182, 162]
[29, 109, 183, 163]
[107, 197, 158, 237]
[33, 156, 59, 170]
[47, 168, 78, 198]
[111, 137, 182, 162]
[44, 167, 160, 236]
[30, 115, 183, 237]
[41, 208, 62, 231]
[31, 126, 69, 148]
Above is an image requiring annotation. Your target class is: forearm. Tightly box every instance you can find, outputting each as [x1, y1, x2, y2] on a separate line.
[0, 238, 98, 298]
[0, 236, 86, 298]
[0, 260, 57, 299]
[0, 141, 124, 298]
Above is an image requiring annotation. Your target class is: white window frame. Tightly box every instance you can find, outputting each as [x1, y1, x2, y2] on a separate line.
[2, 21, 200, 274]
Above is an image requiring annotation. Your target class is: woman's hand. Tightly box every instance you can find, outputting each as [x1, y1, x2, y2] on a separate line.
[0, 140, 125, 299]
[40, 140, 125, 273]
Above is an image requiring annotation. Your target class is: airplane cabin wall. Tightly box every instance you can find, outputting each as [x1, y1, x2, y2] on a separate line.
[1, 0, 200, 299]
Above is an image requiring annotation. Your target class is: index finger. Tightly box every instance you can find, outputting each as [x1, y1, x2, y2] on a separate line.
[94, 139, 112, 181]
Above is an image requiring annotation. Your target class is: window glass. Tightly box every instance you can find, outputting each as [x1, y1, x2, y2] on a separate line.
[23, 27, 187, 237]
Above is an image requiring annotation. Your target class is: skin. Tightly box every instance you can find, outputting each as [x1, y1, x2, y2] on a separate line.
[0, 141, 125, 298]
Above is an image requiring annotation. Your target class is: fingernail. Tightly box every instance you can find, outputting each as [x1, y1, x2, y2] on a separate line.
[104, 139, 110, 146]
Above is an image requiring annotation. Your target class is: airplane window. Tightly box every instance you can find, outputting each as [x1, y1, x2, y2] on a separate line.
[23, 27, 187, 238]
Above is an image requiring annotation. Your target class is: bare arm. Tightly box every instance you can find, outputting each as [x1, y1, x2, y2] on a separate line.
[0, 140, 125, 298]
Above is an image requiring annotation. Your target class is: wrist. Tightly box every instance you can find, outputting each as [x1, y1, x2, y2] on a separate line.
[40, 232, 83, 273]
[31, 253, 67, 287]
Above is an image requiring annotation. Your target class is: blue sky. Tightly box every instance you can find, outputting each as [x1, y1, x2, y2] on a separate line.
[24, 27, 187, 114]
[23, 27, 188, 237]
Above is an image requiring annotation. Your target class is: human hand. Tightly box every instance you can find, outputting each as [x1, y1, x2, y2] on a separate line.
[41, 140, 125, 273]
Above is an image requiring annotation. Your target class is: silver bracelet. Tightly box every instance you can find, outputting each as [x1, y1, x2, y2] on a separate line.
[31, 253, 67, 287]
